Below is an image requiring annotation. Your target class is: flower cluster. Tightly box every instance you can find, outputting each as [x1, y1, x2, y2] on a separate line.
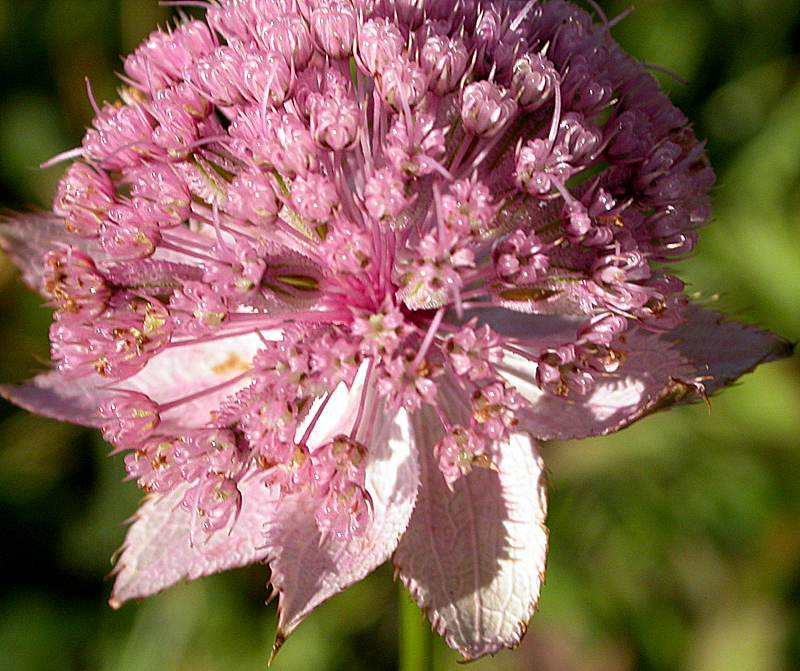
[0, 0, 789, 661]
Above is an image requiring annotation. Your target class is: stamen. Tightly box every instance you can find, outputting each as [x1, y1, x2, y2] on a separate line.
[509, 1, 538, 31]
[298, 391, 334, 445]
[84, 77, 101, 117]
[349, 359, 374, 440]
[40, 147, 85, 170]
[159, 240, 220, 263]
[166, 328, 269, 350]
[607, 6, 635, 30]
[159, 368, 252, 413]
[584, 0, 608, 24]
[411, 308, 445, 370]
[158, 1, 210, 8]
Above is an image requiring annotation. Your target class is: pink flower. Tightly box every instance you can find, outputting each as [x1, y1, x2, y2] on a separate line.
[0, 0, 791, 661]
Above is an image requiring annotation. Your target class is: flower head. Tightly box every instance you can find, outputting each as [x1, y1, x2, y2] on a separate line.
[0, 0, 791, 661]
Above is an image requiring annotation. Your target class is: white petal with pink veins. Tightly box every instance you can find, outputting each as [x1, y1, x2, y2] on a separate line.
[394, 406, 548, 661]
[121, 333, 266, 427]
[294, 363, 367, 447]
[0, 372, 109, 427]
[110, 472, 277, 606]
[0, 214, 102, 291]
[664, 305, 792, 394]
[0, 334, 267, 429]
[264, 377, 420, 654]
[586, 378, 647, 422]
[498, 305, 791, 440]
[499, 333, 694, 440]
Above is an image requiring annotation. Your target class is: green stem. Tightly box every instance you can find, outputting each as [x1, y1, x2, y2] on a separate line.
[399, 584, 434, 671]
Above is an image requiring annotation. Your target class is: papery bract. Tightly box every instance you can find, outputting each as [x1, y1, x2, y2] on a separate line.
[0, 0, 792, 662]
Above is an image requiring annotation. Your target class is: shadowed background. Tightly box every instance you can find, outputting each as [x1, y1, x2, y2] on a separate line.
[0, 1, 798, 669]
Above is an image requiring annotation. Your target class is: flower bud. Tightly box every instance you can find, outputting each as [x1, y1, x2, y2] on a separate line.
[311, 1, 357, 59]
[99, 392, 161, 448]
[512, 53, 558, 112]
[461, 81, 518, 138]
[421, 34, 469, 95]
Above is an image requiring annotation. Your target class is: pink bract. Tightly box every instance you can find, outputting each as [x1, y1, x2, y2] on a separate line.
[0, 0, 791, 661]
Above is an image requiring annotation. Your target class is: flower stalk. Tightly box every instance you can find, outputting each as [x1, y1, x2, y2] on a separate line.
[400, 585, 434, 671]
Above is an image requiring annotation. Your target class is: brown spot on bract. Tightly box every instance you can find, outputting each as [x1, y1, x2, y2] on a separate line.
[212, 352, 250, 376]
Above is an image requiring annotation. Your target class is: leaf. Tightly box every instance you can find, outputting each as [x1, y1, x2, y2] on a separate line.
[498, 305, 792, 440]
[265, 381, 420, 657]
[394, 407, 548, 661]
[0, 372, 109, 427]
[110, 474, 277, 607]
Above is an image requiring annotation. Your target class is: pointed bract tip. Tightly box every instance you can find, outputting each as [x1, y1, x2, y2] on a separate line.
[108, 596, 122, 610]
[0, 384, 15, 405]
[268, 630, 286, 667]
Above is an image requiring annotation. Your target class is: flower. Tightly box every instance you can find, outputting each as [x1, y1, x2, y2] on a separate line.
[0, 0, 791, 661]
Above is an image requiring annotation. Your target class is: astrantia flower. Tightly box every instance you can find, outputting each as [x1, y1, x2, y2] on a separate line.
[0, 0, 791, 660]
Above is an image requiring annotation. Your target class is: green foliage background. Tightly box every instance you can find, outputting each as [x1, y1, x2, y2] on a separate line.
[0, 1, 798, 669]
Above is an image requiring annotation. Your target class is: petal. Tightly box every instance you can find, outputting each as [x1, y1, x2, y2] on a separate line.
[110, 474, 276, 607]
[0, 213, 202, 293]
[123, 333, 265, 428]
[1, 334, 266, 430]
[102, 259, 204, 288]
[666, 305, 793, 395]
[0, 213, 76, 292]
[265, 389, 420, 655]
[0, 372, 109, 427]
[499, 333, 695, 440]
[457, 307, 579, 340]
[499, 306, 792, 440]
[394, 407, 548, 661]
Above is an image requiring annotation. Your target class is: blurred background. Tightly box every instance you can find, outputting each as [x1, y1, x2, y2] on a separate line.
[0, 1, 799, 669]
